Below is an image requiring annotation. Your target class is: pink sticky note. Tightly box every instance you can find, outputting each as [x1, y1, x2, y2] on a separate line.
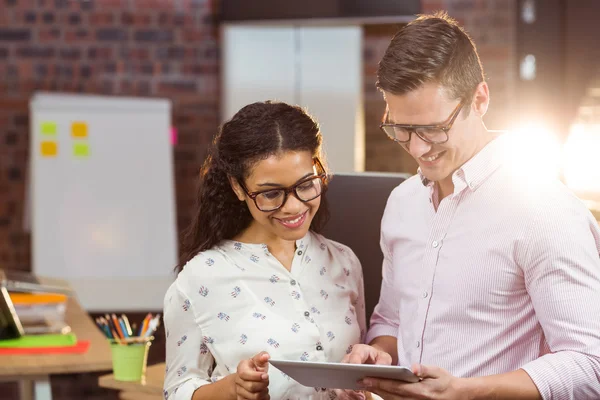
[170, 127, 177, 145]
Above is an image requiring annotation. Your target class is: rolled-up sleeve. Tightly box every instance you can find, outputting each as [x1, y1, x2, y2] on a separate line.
[520, 196, 600, 399]
[163, 282, 214, 400]
[366, 235, 401, 344]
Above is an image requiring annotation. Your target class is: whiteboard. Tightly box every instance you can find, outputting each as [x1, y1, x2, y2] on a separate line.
[29, 93, 178, 311]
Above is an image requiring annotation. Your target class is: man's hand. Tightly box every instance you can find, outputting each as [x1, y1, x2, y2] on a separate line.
[234, 351, 271, 400]
[359, 363, 464, 400]
[343, 344, 393, 366]
[335, 345, 393, 400]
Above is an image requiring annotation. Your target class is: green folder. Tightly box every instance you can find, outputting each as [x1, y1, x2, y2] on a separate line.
[0, 333, 77, 348]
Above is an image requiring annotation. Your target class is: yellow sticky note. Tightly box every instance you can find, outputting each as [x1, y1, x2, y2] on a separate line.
[71, 122, 88, 138]
[40, 141, 57, 157]
[41, 122, 57, 136]
[73, 142, 90, 157]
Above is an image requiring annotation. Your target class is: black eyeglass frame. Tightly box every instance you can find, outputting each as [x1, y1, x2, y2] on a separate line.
[379, 102, 464, 144]
[238, 157, 328, 212]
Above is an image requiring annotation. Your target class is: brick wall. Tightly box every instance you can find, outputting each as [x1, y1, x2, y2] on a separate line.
[0, 0, 218, 398]
[364, 0, 517, 173]
[0, 0, 220, 273]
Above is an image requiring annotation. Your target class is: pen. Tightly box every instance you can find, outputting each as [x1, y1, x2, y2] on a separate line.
[118, 318, 129, 338]
[144, 314, 161, 338]
[121, 313, 133, 337]
[139, 313, 152, 336]
[111, 313, 126, 339]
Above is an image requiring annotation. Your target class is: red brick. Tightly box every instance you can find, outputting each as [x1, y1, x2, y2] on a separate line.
[182, 29, 205, 42]
[120, 47, 150, 61]
[422, 1, 446, 13]
[181, 64, 218, 76]
[88, 11, 115, 25]
[38, 28, 62, 42]
[64, 29, 91, 43]
[87, 46, 113, 60]
[121, 11, 153, 26]
[133, 0, 175, 10]
[93, 0, 126, 8]
[0, 98, 28, 111]
[14, 0, 38, 9]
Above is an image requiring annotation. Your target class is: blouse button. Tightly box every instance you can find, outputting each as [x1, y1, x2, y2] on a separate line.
[291, 280, 297, 286]
[297, 250, 303, 256]
[304, 311, 310, 317]
[316, 345, 323, 351]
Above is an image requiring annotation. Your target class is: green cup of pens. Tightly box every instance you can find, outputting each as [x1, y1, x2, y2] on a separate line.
[95, 313, 160, 382]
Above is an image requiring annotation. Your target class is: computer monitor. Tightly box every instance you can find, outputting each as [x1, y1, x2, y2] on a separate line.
[321, 172, 409, 324]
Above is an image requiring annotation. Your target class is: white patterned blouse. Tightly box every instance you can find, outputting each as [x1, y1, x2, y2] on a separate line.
[163, 230, 366, 400]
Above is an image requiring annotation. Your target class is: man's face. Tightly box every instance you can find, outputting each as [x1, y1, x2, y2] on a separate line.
[384, 82, 487, 185]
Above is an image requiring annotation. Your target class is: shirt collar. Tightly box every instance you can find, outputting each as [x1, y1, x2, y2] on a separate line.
[221, 231, 312, 254]
[418, 133, 507, 193]
[460, 134, 507, 191]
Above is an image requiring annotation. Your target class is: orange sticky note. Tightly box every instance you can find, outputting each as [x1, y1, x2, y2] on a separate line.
[40, 141, 57, 157]
[41, 122, 57, 136]
[73, 142, 90, 158]
[71, 122, 88, 138]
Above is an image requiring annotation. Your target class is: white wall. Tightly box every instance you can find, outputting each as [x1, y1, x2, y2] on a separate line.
[222, 24, 364, 173]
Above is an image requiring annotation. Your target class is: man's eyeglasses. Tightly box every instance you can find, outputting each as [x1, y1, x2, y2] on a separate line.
[239, 158, 327, 212]
[380, 102, 464, 144]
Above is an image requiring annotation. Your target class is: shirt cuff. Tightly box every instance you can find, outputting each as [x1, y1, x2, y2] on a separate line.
[167, 377, 212, 400]
[520, 353, 567, 400]
[365, 323, 398, 345]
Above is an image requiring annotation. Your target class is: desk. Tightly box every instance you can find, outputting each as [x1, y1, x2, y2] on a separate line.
[0, 296, 113, 400]
[98, 362, 164, 400]
[99, 362, 385, 400]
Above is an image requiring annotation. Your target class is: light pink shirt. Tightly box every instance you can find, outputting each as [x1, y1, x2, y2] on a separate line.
[366, 134, 600, 399]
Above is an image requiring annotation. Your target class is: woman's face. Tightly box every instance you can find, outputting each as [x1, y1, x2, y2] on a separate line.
[231, 150, 323, 244]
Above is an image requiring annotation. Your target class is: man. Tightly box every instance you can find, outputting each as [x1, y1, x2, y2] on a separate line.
[343, 11, 600, 400]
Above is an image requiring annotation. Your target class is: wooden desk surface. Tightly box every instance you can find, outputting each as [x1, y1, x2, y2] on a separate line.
[99, 362, 164, 395]
[0, 296, 113, 377]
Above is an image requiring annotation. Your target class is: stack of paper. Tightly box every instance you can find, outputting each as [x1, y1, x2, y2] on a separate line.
[10, 292, 71, 335]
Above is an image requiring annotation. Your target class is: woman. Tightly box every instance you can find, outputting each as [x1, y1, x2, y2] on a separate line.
[163, 101, 366, 400]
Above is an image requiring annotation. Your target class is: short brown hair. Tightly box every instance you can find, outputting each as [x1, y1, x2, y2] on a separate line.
[377, 11, 484, 102]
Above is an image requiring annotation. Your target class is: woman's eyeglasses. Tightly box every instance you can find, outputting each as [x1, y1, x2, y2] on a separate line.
[239, 158, 327, 212]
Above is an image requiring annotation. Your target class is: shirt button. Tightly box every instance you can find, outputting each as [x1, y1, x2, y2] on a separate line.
[422, 291, 428, 298]
[416, 341, 420, 348]
[432, 241, 439, 248]
[316, 345, 323, 351]
[304, 311, 310, 317]
[291, 280, 297, 286]
[297, 250, 303, 256]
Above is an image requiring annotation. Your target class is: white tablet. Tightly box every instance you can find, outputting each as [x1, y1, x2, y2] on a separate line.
[269, 359, 420, 390]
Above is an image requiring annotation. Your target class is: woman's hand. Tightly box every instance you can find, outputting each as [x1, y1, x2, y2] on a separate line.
[233, 351, 271, 400]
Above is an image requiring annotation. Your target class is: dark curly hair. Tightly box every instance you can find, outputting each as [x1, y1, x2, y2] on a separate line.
[175, 101, 330, 272]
